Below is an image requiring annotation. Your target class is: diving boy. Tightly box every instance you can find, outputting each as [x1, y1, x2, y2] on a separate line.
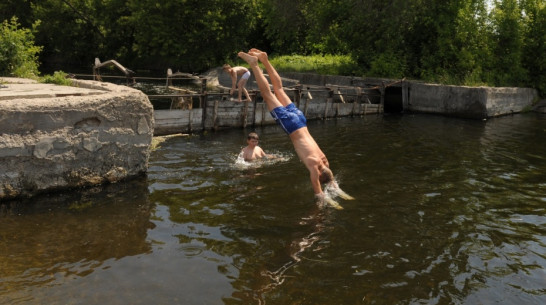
[237, 49, 353, 208]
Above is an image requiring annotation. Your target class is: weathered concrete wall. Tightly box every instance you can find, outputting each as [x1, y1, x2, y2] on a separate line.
[408, 83, 538, 119]
[280, 72, 392, 88]
[0, 79, 154, 200]
[203, 100, 257, 129]
[153, 96, 382, 134]
[160, 70, 539, 134]
[485, 87, 538, 117]
[154, 108, 203, 135]
[269, 72, 540, 119]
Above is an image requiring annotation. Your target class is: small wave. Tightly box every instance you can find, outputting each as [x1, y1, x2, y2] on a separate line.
[232, 151, 292, 170]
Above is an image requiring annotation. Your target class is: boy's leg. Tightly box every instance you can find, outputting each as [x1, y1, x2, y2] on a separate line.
[243, 87, 251, 101]
[238, 52, 282, 111]
[237, 78, 252, 101]
[237, 80, 244, 101]
[249, 49, 292, 107]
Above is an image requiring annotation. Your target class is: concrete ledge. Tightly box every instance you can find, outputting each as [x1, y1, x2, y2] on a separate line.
[407, 83, 538, 119]
[0, 78, 154, 200]
[264, 73, 540, 119]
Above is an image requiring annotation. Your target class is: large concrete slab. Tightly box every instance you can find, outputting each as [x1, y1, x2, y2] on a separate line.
[408, 83, 539, 119]
[0, 77, 106, 100]
[0, 77, 154, 200]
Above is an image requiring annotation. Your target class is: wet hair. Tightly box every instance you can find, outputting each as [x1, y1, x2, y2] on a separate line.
[247, 132, 259, 140]
[319, 167, 334, 184]
[222, 64, 231, 71]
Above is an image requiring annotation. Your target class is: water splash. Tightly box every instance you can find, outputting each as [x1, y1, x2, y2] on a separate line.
[314, 177, 355, 210]
[233, 151, 293, 170]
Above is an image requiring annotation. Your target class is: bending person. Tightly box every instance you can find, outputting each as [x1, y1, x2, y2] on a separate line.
[223, 64, 252, 102]
[238, 49, 353, 208]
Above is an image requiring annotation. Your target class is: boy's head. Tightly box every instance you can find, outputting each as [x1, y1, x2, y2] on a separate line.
[247, 132, 259, 145]
[247, 132, 259, 140]
[222, 64, 232, 72]
[319, 167, 334, 184]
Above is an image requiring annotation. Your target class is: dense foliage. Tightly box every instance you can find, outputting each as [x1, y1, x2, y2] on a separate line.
[0, 0, 544, 94]
[0, 17, 42, 78]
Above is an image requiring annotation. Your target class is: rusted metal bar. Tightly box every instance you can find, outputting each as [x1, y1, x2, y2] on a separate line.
[93, 58, 135, 85]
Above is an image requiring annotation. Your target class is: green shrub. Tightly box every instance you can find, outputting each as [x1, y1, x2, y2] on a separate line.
[269, 54, 358, 75]
[0, 17, 42, 78]
[368, 52, 407, 79]
[40, 71, 73, 86]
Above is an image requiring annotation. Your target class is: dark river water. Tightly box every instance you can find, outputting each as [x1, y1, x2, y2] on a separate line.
[1, 113, 546, 305]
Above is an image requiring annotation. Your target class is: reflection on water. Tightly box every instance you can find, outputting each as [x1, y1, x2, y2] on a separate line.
[2, 113, 546, 304]
[0, 179, 154, 304]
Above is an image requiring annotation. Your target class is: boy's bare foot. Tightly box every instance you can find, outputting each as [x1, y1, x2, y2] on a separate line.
[237, 52, 258, 66]
[249, 48, 269, 63]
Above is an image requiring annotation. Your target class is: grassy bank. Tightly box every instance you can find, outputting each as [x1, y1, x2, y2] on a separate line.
[268, 54, 357, 76]
[230, 54, 358, 76]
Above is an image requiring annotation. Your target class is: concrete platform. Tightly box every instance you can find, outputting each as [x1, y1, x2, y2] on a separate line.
[0, 77, 107, 100]
[0, 77, 154, 200]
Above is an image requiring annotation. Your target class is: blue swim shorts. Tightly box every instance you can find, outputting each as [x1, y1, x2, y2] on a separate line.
[270, 103, 307, 135]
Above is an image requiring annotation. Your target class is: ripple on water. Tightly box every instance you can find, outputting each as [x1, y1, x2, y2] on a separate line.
[4, 115, 546, 305]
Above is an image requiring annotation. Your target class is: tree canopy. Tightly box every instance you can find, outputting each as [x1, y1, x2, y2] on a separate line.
[1, 0, 544, 94]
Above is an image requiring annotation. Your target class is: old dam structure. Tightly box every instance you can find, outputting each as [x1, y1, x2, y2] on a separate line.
[0, 65, 540, 199]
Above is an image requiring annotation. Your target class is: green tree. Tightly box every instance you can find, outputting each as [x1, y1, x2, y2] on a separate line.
[93, 0, 137, 65]
[300, 0, 351, 55]
[0, 0, 544, 94]
[0, 17, 42, 78]
[489, 0, 527, 86]
[452, 0, 492, 85]
[32, 0, 105, 71]
[260, 0, 309, 54]
[0, 0, 33, 27]
[336, 0, 413, 76]
[520, 0, 546, 94]
[127, 0, 259, 72]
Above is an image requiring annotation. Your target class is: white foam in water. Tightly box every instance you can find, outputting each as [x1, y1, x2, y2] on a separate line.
[316, 177, 356, 210]
[234, 152, 253, 169]
[233, 151, 292, 170]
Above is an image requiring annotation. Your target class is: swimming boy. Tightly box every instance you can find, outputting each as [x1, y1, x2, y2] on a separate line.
[238, 49, 353, 208]
[241, 132, 268, 162]
[222, 64, 252, 102]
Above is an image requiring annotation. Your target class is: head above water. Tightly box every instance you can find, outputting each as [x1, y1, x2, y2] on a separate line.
[247, 132, 259, 141]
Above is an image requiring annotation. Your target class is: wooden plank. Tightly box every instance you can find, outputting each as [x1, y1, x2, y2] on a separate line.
[213, 100, 219, 130]
[153, 109, 202, 124]
[337, 88, 346, 103]
[154, 109, 189, 120]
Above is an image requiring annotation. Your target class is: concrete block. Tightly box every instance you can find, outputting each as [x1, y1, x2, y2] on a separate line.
[408, 83, 538, 119]
[0, 79, 154, 200]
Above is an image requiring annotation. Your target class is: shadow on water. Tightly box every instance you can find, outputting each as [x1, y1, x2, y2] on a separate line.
[2, 113, 546, 304]
[0, 178, 154, 304]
